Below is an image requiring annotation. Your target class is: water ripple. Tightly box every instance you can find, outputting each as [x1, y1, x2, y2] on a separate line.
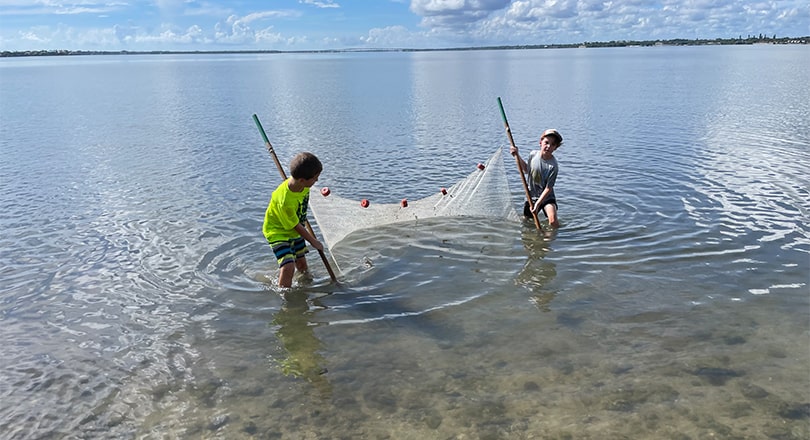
[2, 49, 808, 439]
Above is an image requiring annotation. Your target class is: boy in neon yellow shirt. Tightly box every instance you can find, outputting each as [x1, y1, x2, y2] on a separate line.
[263, 152, 324, 288]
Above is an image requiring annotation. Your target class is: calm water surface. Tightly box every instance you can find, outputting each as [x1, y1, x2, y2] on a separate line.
[1, 46, 809, 439]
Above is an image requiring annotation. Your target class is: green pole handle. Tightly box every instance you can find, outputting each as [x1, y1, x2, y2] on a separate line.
[253, 114, 271, 145]
[497, 97, 508, 124]
[253, 114, 287, 181]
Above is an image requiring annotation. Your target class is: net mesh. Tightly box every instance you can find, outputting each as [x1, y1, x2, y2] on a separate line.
[309, 147, 519, 256]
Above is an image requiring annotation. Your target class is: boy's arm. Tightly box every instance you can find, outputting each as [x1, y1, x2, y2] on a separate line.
[294, 223, 324, 251]
[532, 187, 553, 212]
[509, 146, 528, 173]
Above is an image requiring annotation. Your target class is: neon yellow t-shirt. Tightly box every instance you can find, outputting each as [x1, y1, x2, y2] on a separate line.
[262, 178, 310, 243]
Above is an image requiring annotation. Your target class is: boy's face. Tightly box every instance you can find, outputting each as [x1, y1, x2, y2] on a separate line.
[303, 172, 320, 187]
[539, 136, 559, 158]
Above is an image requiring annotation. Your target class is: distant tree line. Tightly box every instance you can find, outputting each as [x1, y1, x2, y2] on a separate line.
[577, 35, 807, 48]
[2, 35, 807, 58]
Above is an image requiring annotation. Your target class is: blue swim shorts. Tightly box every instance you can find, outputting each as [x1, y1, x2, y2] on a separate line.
[269, 236, 308, 267]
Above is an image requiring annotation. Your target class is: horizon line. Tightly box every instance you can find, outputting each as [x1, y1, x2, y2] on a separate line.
[2, 35, 808, 57]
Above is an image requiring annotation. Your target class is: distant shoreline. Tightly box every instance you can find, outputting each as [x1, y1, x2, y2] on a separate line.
[2, 35, 807, 58]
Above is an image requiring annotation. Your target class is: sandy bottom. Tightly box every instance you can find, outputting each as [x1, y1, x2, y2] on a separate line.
[125, 290, 809, 439]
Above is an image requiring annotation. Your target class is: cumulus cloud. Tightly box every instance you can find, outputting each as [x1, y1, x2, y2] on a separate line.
[361, 25, 422, 48]
[9, 23, 124, 49]
[213, 10, 302, 45]
[73, 26, 126, 46]
[215, 17, 253, 44]
[111, 23, 207, 47]
[411, 0, 511, 25]
[113, 23, 138, 43]
[254, 27, 286, 45]
[19, 30, 49, 43]
[411, 0, 810, 46]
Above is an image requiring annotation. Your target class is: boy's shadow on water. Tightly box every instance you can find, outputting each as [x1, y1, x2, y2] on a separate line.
[270, 290, 332, 397]
[517, 225, 559, 313]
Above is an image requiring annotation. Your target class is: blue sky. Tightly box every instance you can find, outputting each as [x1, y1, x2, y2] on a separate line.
[1, 0, 808, 51]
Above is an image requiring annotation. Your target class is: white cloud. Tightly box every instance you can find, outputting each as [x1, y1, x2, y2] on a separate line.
[361, 25, 422, 48]
[134, 24, 206, 44]
[19, 30, 49, 43]
[410, 0, 510, 16]
[72, 26, 122, 46]
[424, 0, 810, 45]
[113, 23, 138, 42]
[212, 10, 304, 46]
[300, 0, 340, 9]
[254, 27, 286, 44]
[239, 10, 298, 24]
[53, 7, 109, 15]
[0, 0, 124, 15]
[410, 0, 511, 30]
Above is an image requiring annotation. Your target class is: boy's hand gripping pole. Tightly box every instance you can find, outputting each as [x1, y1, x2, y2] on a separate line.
[497, 98, 542, 230]
[252, 114, 339, 283]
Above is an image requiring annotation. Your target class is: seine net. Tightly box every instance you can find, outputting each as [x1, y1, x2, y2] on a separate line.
[309, 147, 520, 258]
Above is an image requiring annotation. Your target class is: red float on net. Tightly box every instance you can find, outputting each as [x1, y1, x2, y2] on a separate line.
[400, 199, 408, 208]
[360, 199, 370, 208]
[477, 163, 485, 170]
[320, 187, 331, 196]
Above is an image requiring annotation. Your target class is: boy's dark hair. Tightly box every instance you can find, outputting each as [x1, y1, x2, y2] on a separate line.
[289, 152, 323, 179]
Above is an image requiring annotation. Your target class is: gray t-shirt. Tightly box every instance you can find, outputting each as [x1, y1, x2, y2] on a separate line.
[527, 150, 558, 200]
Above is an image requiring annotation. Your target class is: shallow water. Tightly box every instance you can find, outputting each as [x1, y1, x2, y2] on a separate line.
[1, 46, 809, 439]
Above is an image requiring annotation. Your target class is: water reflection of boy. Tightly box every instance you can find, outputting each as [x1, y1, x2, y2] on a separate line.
[271, 291, 331, 395]
[510, 129, 563, 228]
[518, 228, 558, 311]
